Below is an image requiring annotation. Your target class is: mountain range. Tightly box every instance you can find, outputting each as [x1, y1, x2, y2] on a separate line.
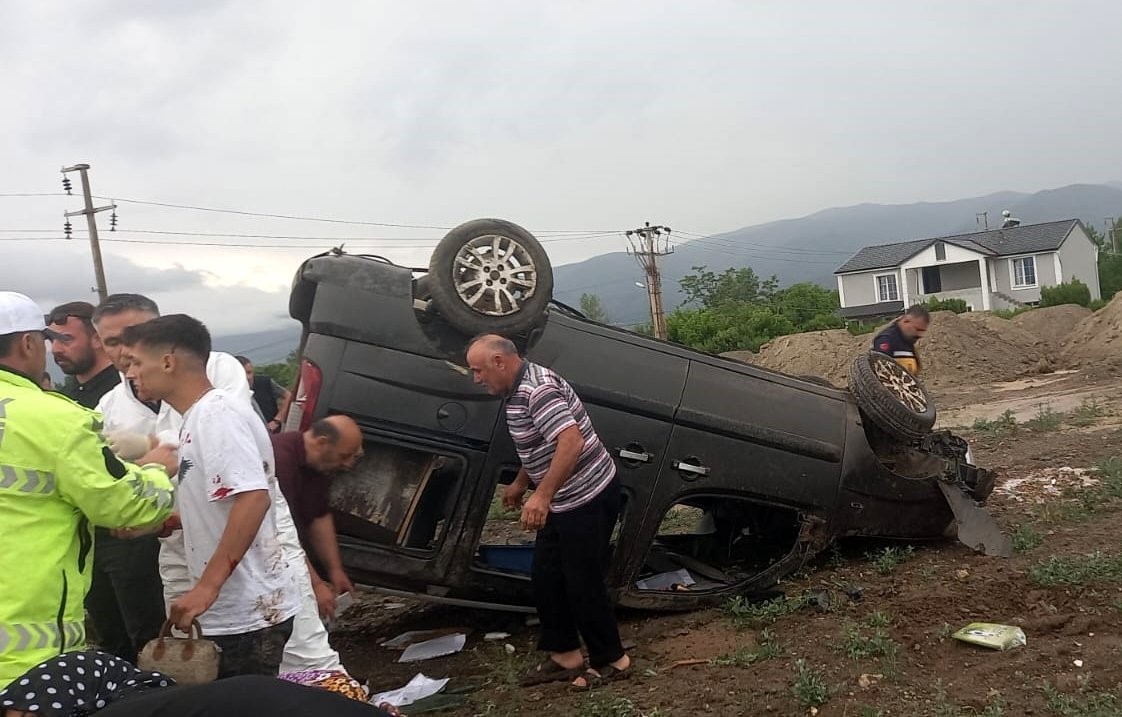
[216, 182, 1122, 364]
[551, 182, 1122, 326]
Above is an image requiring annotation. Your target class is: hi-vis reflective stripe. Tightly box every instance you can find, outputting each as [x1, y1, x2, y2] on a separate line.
[891, 351, 916, 358]
[0, 621, 83, 652]
[124, 472, 174, 510]
[0, 464, 57, 494]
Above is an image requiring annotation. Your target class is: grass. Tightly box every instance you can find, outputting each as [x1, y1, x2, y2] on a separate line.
[724, 594, 810, 629]
[866, 545, 915, 574]
[480, 644, 537, 689]
[487, 490, 520, 521]
[1026, 403, 1064, 432]
[577, 694, 667, 717]
[866, 610, 894, 628]
[992, 306, 1034, 320]
[836, 621, 898, 662]
[790, 659, 830, 709]
[932, 680, 1006, 716]
[1029, 551, 1122, 586]
[1012, 524, 1045, 552]
[1069, 399, 1107, 428]
[1032, 457, 1122, 525]
[972, 409, 1018, 436]
[1043, 682, 1121, 717]
[657, 505, 705, 535]
[710, 628, 782, 667]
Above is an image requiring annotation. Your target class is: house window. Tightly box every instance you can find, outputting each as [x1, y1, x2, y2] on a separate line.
[935, 242, 946, 261]
[875, 273, 899, 302]
[1012, 256, 1037, 288]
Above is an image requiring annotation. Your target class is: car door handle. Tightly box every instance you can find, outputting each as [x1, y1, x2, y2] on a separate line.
[617, 448, 653, 463]
[672, 460, 710, 477]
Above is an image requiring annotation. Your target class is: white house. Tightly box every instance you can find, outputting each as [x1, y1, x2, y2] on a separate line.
[834, 219, 1102, 320]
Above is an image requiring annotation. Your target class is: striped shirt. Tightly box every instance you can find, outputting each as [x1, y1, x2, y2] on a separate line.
[505, 362, 616, 513]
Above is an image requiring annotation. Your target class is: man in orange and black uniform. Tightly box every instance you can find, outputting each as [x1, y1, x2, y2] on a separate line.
[872, 305, 930, 376]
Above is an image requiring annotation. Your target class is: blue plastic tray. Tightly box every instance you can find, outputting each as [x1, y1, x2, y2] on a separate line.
[478, 544, 535, 574]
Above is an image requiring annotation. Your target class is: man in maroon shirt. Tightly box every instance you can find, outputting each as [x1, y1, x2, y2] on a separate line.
[271, 415, 364, 619]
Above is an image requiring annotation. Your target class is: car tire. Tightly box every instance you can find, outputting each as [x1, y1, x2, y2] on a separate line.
[427, 218, 554, 336]
[848, 351, 937, 442]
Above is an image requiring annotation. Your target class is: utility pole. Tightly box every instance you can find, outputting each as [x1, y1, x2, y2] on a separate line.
[62, 163, 115, 302]
[1106, 217, 1118, 255]
[626, 222, 673, 340]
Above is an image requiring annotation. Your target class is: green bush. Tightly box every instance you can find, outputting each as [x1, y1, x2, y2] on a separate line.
[1041, 278, 1092, 308]
[1089, 298, 1109, 312]
[924, 297, 969, 313]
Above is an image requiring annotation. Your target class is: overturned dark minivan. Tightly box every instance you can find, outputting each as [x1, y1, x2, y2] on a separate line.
[284, 219, 1006, 612]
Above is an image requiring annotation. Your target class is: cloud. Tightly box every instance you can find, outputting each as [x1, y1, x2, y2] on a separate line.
[2, 0, 1122, 332]
[6, 241, 290, 336]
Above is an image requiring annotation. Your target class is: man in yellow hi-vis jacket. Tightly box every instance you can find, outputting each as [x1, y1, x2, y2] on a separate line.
[872, 305, 931, 376]
[0, 292, 177, 690]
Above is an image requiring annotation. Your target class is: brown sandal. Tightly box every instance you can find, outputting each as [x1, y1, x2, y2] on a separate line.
[571, 663, 634, 690]
[521, 658, 584, 687]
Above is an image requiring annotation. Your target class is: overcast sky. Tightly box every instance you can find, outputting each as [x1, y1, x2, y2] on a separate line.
[3, 0, 1121, 335]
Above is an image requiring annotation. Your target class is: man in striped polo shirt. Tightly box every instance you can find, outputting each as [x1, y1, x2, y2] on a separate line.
[466, 335, 631, 688]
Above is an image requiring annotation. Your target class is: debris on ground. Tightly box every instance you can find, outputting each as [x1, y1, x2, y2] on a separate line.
[382, 628, 470, 650]
[369, 673, 450, 708]
[951, 623, 1027, 651]
[995, 467, 1098, 502]
[399, 634, 467, 663]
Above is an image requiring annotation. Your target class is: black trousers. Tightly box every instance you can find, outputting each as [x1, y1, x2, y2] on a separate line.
[211, 617, 295, 679]
[85, 530, 167, 663]
[531, 478, 624, 670]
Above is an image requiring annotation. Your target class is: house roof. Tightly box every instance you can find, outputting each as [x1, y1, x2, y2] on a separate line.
[834, 219, 1082, 274]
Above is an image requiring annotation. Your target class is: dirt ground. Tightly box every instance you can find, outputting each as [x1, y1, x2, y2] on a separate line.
[327, 365, 1122, 717]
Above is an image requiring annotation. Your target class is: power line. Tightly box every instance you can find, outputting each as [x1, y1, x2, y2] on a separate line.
[1, 190, 623, 235]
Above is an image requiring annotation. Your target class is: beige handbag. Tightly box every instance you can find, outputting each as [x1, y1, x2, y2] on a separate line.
[137, 619, 220, 685]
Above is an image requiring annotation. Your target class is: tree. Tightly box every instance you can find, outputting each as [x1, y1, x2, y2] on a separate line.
[579, 293, 611, 323]
[255, 349, 300, 387]
[1099, 253, 1122, 301]
[679, 266, 778, 309]
[666, 270, 844, 353]
[1085, 223, 1106, 249]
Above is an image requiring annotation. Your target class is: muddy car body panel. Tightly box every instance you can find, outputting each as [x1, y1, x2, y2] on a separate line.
[286, 252, 997, 611]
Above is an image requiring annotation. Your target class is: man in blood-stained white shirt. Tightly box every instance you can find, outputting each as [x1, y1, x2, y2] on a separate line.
[93, 294, 345, 674]
[121, 314, 298, 677]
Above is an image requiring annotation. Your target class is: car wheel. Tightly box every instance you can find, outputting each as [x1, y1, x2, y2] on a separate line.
[848, 351, 936, 442]
[427, 218, 554, 336]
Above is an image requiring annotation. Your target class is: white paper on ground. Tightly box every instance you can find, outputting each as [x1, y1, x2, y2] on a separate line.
[369, 673, 449, 707]
[634, 568, 696, 591]
[399, 633, 467, 662]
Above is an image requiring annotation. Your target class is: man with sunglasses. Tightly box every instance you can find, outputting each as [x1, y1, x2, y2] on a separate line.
[46, 301, 167, 666]
[47, 301, 120, 409]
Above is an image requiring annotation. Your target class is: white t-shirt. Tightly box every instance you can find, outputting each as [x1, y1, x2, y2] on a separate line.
[177, 388, 300, 636]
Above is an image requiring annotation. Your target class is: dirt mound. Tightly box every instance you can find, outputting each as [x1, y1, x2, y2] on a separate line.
[1011, 304, 1092, 349]
[750, 329, 862, 386]
[720, 350, 756, 365]
[1063, 293, 1122, 366]
[909, 310, 1049, 387]
[960, 311, 1047, 352]
[744, 311, 1050, 389]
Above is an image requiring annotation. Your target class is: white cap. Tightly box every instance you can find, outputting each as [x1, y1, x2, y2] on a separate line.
[0, 292, 60, 338]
